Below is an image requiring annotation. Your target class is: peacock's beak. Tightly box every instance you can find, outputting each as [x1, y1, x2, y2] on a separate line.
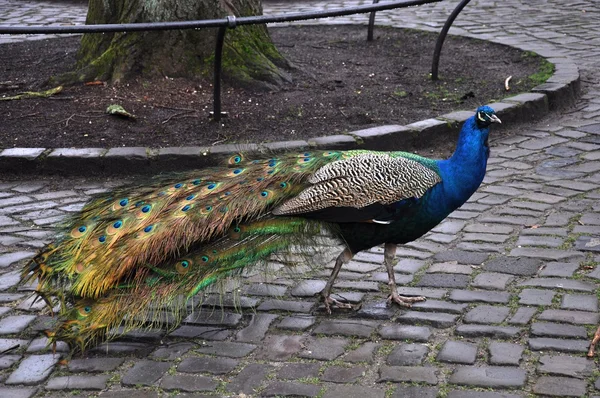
[490, 114, 502, 124]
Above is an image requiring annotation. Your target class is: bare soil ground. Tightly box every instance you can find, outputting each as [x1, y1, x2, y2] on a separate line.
[0, 25, 545, 148]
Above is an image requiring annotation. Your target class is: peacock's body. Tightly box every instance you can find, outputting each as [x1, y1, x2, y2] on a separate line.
[22, 106, 500, 352]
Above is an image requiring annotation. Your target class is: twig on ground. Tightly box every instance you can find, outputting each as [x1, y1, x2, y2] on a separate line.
[161, 110, 196, 124]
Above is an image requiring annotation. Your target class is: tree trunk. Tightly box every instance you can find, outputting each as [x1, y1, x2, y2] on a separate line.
[61, 0, 290, 90]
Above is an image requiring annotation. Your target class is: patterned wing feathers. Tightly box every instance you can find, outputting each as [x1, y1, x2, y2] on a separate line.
[274, 153, 441, 215]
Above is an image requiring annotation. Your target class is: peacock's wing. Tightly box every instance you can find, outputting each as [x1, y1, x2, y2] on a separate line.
[272, 152, 442, 219]
[23, 151, 345, 300]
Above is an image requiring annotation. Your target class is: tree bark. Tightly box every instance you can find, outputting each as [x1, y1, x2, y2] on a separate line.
[60, 0, 289, 90]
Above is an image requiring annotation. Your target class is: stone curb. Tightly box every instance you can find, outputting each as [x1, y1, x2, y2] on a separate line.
[0, 28, 580, 176]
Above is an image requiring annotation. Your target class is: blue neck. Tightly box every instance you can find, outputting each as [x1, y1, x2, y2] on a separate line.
[436, 116, 490, 209]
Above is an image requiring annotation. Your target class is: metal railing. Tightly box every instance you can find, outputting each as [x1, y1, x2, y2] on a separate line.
[0, 0, 471, 122]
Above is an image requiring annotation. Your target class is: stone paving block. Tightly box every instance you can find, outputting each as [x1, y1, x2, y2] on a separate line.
[397, 311, 458, 328]
[456, 325, 521, 338]
[0, 355, 22, 370]
[0, 314, 36, 334]
[437, 340, 477, 364]
[427, 262, 473, 274]
[397, 286, 447, 299]
[323, 385, 386, 398]
[312, 319, 376, 337]
[0, 271, 23, 291]
[67, 357, 125, 372]
[243, 283, 287, 297]
[378, 365, 437, 385]
[379, 325, 432, 342]
[277, 315, 315, 331]
[519, 288, 555, 305]
[508, 307, 537, 325]
[411, 299, 467, 314]
[529, 337, 588, 353]
[449, 366, 526, 388]
[46, 375, 110, 390]
[471, 272, 514, 290]
[464, 305, 510, 324]
[538, 309, 599, 324]
[195, 341, 256, 358]
[539, 262, 579, 277]
[121, 360, 170, 387]
[344, 341, 380, 363]
[169, 325, 230, 340]
[98, 391, 159, 398]
[277, 363, 321, 380]
[0, 388, 38, 398]
[389, 259, 424, 277]
[530, 322, 587, 339]
[321, 365, 366, 383]
[489, 342, 523, 366]
[433, 250, 489, 265]
[387, 343, 429, 366]
[449, 290, 510, 304]
[178, 356, 239, 374]
[183, 311, 242, 326]
[256, 334, 303, 361]
[5, 354, 59, 385]
[447, 391, 523, 398]
[533, 376, 587, 396]
[561, 293, 598, 311]
[235, 313, 278, 343]
[291, 280, 326, 296]
[0, 251, 35, 268]
[150, 342, 194, 360]
[300, 337, 347, 360]
[391, 386, 438, 398]
[257, 299, 314, 313]
[355, 301, 397, 319]
[518, 277, 595, 292]
[509, 247, 584, 262]
[227, 363, 272, 395]
[483, 256, 541, 275]
[538, 354, 594, 378]
[262, 381, 321, 397]
[160, 374, 218, 392]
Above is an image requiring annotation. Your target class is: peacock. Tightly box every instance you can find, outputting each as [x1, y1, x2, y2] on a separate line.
[21, 106, 500, 352]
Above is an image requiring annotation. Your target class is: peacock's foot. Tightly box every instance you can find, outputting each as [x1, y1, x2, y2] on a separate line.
[587, 325, 600, 357]
[323, 295, 355, 314]
[387, 293, 426, 308]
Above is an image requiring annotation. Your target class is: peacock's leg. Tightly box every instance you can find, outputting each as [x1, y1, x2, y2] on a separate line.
[587, 325, 600, 357]
[321, 248, 354, 314]
[384, 243, 426, 307]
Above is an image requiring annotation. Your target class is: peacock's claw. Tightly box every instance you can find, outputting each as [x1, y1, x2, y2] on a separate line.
[323, 296, 355, 314]
[587, 325, 600, 357]
[387, 293, 426, 308]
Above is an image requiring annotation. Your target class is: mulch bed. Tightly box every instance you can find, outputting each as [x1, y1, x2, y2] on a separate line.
[0, 25, 544, 149]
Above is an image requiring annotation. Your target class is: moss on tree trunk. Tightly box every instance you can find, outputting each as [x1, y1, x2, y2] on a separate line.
[57, 0, 290, 90]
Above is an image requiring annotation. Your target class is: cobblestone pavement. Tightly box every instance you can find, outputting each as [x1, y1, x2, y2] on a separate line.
[2, 0, 600, 397]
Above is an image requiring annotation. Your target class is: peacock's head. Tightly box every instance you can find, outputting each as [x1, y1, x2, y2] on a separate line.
[475, 105, 501, 128]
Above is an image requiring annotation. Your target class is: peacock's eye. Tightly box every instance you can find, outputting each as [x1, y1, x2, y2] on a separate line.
[99, 235, 106, 243]
[119, 199, 129, 207]
[141, 205, 151, 213]
[84, 306, 92, 313]
[181, 260, 189, 268]
[201, 256, 209, 262]
[113, 220, 123, 229]
[144, 225, 153, 233]
[174, 183, 183, 189]
[78, 226, 87, 233]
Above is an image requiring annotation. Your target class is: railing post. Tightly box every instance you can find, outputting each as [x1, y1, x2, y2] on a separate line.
[367, 0, 381, 41]
[212, 15, 237, 122]
[431, 0, 471, 81]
